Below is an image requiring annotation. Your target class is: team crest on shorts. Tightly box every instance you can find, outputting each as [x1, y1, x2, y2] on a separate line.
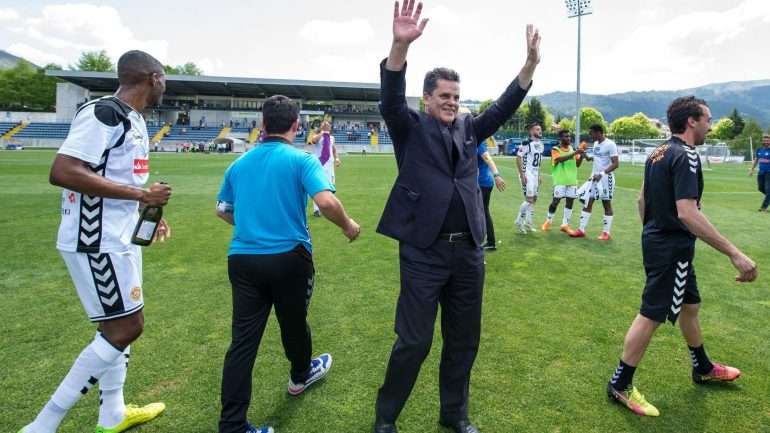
[130, 286, 142, 302]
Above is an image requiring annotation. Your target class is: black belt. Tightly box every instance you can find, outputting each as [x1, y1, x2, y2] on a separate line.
[438, 232, 472, 242]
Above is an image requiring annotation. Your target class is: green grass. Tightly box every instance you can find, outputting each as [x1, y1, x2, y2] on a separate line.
[1, 149, 769, 433]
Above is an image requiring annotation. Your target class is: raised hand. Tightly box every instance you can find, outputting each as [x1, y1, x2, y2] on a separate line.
[525, 24, 541, 66]
[392, 0, 428, 45]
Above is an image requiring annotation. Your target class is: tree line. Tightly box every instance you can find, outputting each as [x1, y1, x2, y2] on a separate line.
[477, 97, 769, 157]
[0, 50, 202, 112]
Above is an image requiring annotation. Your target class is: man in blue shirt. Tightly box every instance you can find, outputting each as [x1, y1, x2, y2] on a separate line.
[749, 134, 770, 211]
[215, 95, 360, 433]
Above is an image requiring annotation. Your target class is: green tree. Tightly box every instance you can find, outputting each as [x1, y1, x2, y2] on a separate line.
[74, 50, 114, 72]
[0, 61, 60, 111]
[525, 97, 546, 130]
[730, 119, 764, 159]
[578, 107, 606, 135]
[728, 108, 745, 137]
[164, 62, 203, 75]
[609, 112, 661, 140]
[557, 117, 575, 133]
[477, 99, 494, 113]
[708, 117, 736, 140]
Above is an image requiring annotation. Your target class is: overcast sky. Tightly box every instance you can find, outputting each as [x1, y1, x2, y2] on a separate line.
[2, 0, 769, 99]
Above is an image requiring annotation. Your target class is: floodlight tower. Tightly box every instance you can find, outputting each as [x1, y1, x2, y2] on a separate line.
[565, 0, 592, 149]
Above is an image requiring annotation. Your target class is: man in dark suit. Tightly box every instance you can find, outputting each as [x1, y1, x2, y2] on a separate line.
[372, 2, 541, 433]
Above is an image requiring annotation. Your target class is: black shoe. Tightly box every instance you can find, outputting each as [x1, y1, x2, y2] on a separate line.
[373, 417, 398, 433]
[439, 418, 480, 433]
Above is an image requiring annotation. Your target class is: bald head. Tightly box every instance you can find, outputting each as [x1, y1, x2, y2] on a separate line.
[117, 50, 163, 86]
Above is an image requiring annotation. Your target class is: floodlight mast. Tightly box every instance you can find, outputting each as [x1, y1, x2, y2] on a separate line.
[565, 0, 592, 149]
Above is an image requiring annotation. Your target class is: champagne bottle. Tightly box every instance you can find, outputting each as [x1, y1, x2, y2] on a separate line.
[131, 205, 163, 246]
[131, 181, 167, 246]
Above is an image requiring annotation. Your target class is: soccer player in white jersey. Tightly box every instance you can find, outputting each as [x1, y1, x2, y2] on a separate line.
[18, 51, 172, 433]
[309, 121, 341, 217]
[571, 124, 619, 240]
[516, 123, 545, 233]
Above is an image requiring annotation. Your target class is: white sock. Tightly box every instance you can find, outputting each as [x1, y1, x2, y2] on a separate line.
[579, 211, 592, 231]
[517, 202, 529, 223]
[562, 207, 573, 226]
[26, 333, 123, 433]
[98, 345, 130, 428]
[546, 211, 555, 223]
[526, 203, 535, 225]
[603, 215, 614, 234]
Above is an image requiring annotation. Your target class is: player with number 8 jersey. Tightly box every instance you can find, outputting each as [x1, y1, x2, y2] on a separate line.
[516, 123, 544, 233]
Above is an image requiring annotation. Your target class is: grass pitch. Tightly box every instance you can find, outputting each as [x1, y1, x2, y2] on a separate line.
[1, 149, 769, 433]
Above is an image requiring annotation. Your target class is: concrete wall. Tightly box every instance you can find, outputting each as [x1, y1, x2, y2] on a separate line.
[56, 82, 89, 122]
[1, 111, 58, 123]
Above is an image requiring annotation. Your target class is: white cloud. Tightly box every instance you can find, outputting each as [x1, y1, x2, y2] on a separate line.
[299, 18, 374, 46]
[6, 43, 67, 66]
[589, 0, 770, 93]
[0, 8, 20, 21]
[196, 57, 225, 75]
[8, 4, 168, 66]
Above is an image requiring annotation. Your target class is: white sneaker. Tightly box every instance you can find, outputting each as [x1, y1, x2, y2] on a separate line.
[287, 353, 333, 396]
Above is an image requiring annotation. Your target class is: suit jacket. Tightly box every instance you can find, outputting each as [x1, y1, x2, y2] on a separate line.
[376, 59, 530, 248]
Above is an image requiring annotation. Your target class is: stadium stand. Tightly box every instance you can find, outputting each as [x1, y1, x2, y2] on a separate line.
[14, 123, 70, 139]
[0, 122, 17, 136]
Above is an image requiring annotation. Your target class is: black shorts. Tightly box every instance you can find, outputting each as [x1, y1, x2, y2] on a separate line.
[640, 235, 700, 324]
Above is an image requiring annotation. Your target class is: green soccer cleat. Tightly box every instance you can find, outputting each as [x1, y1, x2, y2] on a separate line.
[95, 402, 166, 433]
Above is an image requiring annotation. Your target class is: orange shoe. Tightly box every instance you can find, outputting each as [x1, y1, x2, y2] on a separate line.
[542, 220, 552, 231]
[597, 232, 611, 241]
[693, 363, 741, 384]
[559, 224, 576, 235]
[569, 229, 586, 238]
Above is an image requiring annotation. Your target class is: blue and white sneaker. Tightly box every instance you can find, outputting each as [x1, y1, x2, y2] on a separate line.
[246, 422, 274, 433]
[287, 353, 333, 396]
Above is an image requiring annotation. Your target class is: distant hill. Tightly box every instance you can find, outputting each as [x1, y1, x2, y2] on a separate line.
[536, 80, 770, 126]
[0, 50, 38, 70]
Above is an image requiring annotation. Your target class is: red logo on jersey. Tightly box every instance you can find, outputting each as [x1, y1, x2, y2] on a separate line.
[133, 159, 149, 174]
[67, 192, 76, 203]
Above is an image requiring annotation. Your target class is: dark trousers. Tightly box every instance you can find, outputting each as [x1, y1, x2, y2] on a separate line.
[480, 186, 495, 245]
[219, 246, 315, 433]
[375, 239, 484, 423]
[759, 173, 770, 209]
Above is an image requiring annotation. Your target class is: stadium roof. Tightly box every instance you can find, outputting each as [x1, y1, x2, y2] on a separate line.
[47, 70, 381, 102]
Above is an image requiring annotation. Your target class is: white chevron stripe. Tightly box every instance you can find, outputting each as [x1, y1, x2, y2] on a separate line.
[676, 269, 688, 279]
[677, 261, 689, 269]
[675, 278, 686, 288]
[80, 232, 98, 245]
[82, 207, 100, 220]
[674, 287, 685, 297]
[97, 280, 115, 295]
[89, 256, 108, 271]
[83, 195, 100, 206]
[672, 297, 684, 306]
[671, 305, 682, 315]
[690, 167, 697, 173]
[81, 220, 99, 232]
[93, 270, 112, 283]
[100, 292, 119, 306]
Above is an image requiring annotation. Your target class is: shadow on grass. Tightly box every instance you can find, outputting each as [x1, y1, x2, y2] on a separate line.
[615, 382, 741, 433]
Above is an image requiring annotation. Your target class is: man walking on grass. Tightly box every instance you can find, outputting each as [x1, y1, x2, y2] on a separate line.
[606, 96, 757, 417]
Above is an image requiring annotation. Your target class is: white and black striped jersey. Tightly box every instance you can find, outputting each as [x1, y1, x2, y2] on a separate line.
[518, 138, 544, 176]
[56, 96, 150, 253]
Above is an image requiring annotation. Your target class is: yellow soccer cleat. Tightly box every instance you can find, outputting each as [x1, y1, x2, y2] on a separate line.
[607, 383, 659, 417]
[541, 220, 552, 231]
[95, 403, 166, 433]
